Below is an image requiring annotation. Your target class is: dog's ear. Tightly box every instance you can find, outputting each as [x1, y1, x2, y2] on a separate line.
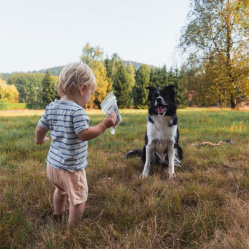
[163, 84, 176, 91]
[146, 86, 156, 101]
[146, 86, 156, 92]
[163, 85, 176, 94]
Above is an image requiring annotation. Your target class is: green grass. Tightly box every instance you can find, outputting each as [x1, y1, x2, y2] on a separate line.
[0, 108, 248, 248]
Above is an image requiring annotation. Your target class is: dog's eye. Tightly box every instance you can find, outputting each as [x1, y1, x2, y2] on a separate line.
[154, 93, 159, 98]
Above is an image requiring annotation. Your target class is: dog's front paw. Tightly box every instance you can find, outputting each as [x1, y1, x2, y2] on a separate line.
[168, 172, 175, 179]
[141, 173, 149, 179]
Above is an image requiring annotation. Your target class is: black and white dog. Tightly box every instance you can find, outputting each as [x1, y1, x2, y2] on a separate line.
[125, 85, 183, 178]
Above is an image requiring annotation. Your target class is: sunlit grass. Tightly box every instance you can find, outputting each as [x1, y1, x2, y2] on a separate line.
[0, 108, 248, 248]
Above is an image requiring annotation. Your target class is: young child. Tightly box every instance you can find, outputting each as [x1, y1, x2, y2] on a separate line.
[35, 62, 117, 226]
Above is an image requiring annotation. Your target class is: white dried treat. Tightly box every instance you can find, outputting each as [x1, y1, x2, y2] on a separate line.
[100, 91, 122, 134]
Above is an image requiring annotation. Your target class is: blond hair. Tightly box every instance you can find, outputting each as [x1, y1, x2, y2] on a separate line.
[57, 62, 97, 96]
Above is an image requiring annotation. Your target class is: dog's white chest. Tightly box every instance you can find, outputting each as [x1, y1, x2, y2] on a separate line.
[147, 116, 177, 142]
[147, 116, 177, 159]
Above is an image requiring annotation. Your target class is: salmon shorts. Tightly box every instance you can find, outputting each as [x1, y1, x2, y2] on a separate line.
[47, 164, 88, 205]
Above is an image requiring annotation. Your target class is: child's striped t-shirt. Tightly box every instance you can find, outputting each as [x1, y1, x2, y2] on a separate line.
[38, 100, 89, 172]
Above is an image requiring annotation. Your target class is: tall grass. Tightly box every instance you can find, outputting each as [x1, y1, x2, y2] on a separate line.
[0, 108, 248, 248]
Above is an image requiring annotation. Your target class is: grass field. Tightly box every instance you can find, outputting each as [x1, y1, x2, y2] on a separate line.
[0, 108, 248, 248]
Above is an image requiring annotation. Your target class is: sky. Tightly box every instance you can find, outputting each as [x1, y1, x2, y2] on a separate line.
[0, 0, 190, 73]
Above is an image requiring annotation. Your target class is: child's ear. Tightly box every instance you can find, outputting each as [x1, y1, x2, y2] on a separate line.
[79, 84, 87, 95]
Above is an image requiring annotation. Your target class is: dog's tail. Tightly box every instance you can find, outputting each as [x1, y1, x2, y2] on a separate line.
[124, 149, 143, 158]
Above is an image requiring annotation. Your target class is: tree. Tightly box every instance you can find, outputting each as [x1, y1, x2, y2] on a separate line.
[113, 60, 130, 108]
[159, 65, 168, 88]
[0, 78, 19, 103]
[180, 0, 249, 108]
[149, 67, 156, 87]
[103, 57, 113, 93]
[110, 53, 120, 81]
[127, 63, 136, 106]
[133, 64, 151, 109]
[149, 66, 169, 89]
[104, 56, 136, 108]
[168, 68, 188, 107]
[127, 62, 136, 91]
[81, 43, 111, 108]
[7, 73, 44, 103]
[81, 43, 104, 67]
[6, 72, 58, 104]
[42, 70, 55, 103]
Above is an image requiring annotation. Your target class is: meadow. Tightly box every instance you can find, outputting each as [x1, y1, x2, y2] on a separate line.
[0, 108, 248, 248]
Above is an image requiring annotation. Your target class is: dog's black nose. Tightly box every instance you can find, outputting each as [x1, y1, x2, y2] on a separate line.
[156, 97, 162, 104]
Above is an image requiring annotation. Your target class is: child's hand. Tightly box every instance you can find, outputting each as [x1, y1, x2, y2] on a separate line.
[102, 112, 117, 128]
[36, 136, 49, 145]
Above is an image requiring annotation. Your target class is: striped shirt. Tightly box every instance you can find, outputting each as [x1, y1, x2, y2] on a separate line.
[38, 100, 89, 172]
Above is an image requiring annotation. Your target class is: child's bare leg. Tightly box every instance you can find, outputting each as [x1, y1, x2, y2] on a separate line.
[53, 188, 67, 215]
[68, 202, 85, 226]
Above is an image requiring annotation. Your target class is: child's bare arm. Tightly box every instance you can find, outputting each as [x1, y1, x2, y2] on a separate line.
[78, 112, 116, 141]
[35, 125, 49, 145]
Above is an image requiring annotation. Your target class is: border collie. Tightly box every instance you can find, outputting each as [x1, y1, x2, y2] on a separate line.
[125, 85, 183, 178]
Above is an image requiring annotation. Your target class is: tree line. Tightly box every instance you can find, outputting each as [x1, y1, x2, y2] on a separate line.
[0, 43, 187, 109]
[1, 72, 59, 104]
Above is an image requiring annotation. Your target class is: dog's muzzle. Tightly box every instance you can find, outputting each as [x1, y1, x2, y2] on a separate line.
[155, 97, 168, 115]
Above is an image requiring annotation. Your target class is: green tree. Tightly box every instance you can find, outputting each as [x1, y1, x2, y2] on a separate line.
[159, 65, 168, 88]
[127, 62, 136, 91]
[104, 57, 113, 79]
[113, 60, 130, 108]
[7, 73, 44, 103]
[103, 57, 113, 93]
[178, 56, 203, 106]
[133, 64, 151, 109]
[168, 68, 188, 107]
[127, 62, 136, 106]
[110, 53, 120, 81]
[180, 0, 249, 108]
[149, 66, 168, 89]
[42, 70, 55, 103]
[149, 67, 156, 87]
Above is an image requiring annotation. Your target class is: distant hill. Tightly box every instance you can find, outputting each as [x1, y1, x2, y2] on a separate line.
[0, 60, 156, 80]
[30, 66, 64, 76]
[122, 60, 144, 70]
[30, 60, 145, 75]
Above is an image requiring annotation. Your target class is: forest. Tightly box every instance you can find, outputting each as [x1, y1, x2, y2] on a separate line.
[0, 44, 188, 109]
[0, 0, 248, 109]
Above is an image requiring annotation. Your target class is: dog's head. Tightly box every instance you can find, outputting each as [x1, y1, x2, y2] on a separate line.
[146, 85, 176, 116]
